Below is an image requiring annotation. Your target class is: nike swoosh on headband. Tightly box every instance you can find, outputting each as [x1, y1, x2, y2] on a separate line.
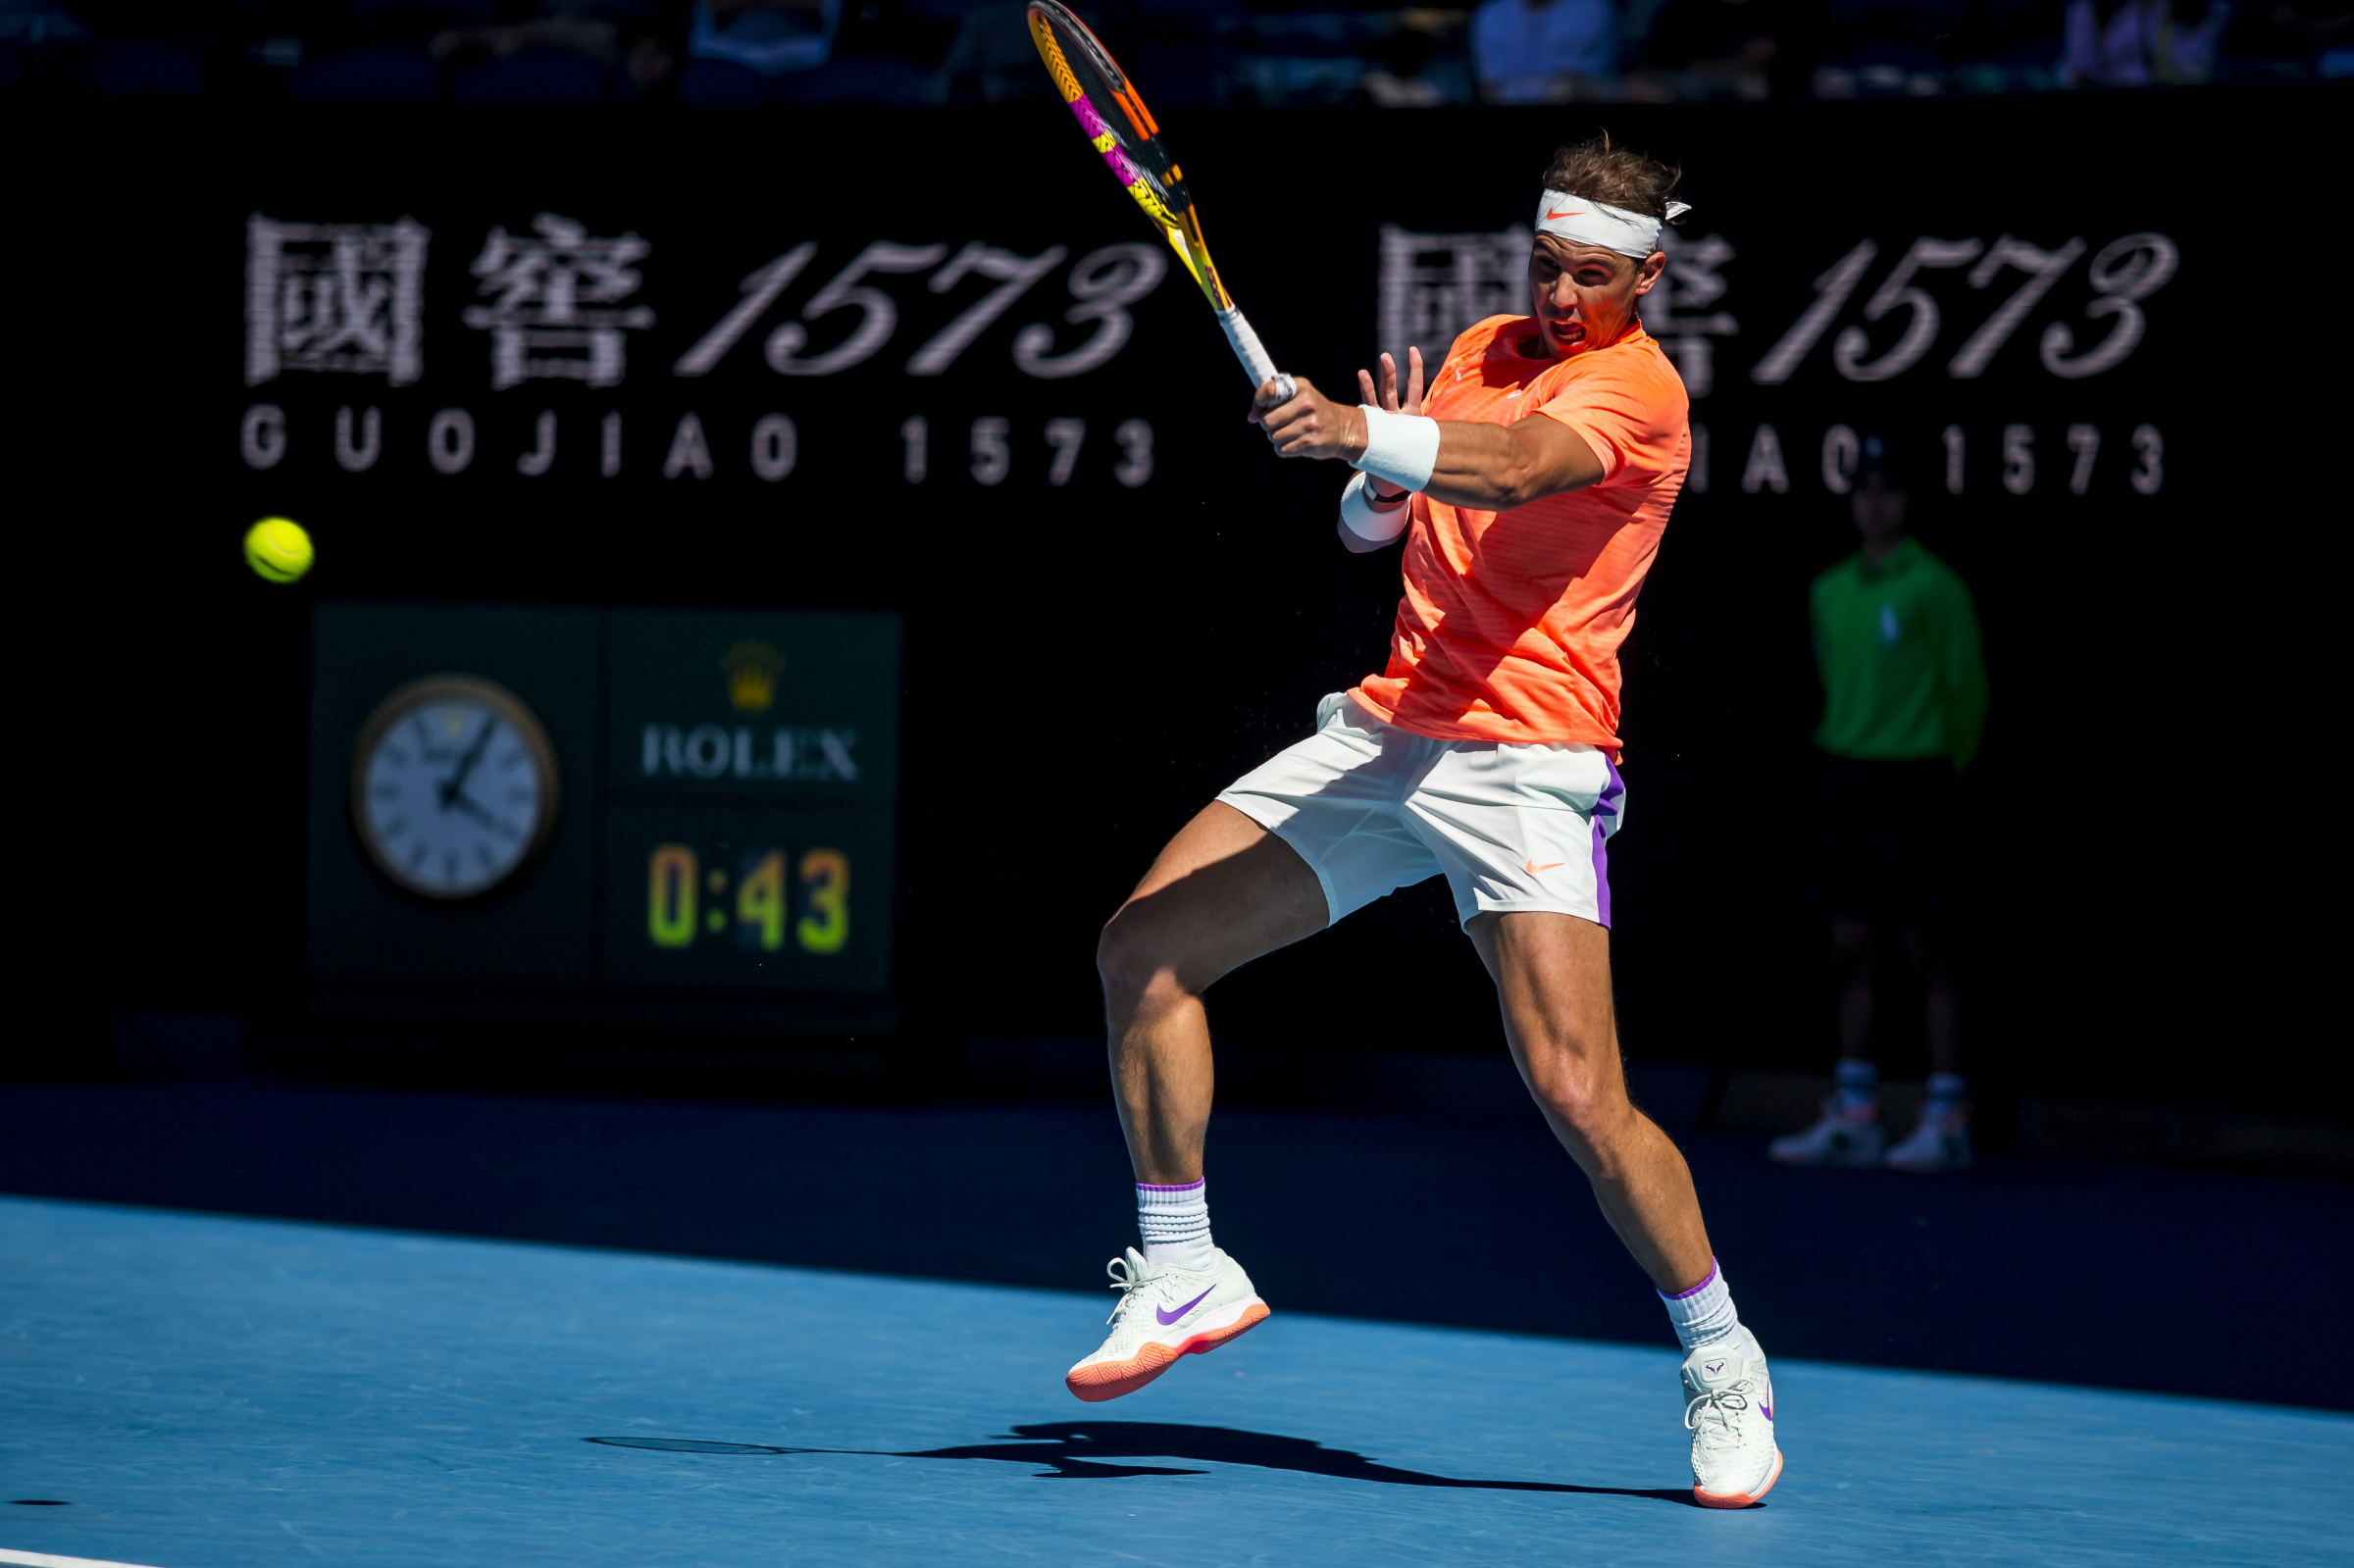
[1156, 1287, 1216, 1325]
[1534, 189, 1693, 259]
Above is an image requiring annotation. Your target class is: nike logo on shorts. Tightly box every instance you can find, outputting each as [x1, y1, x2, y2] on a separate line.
[1524, 859, 1565, 874]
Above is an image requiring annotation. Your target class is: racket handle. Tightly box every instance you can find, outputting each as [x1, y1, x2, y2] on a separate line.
[1218, 307, 1295, 402]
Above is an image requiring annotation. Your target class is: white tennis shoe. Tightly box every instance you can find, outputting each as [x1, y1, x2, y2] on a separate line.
[1064, 1246, 1269, 1402]
[1683, 1326, 1782, 1507]
[1885, 1105, 1973, 1172]
[1767, 1098, 1884, 1167]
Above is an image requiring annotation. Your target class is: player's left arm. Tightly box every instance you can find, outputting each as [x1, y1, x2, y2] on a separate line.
[1254, 380, 1606, 510]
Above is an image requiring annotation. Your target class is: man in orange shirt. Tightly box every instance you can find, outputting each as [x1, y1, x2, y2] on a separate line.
[1066, 136, 1778, 1508]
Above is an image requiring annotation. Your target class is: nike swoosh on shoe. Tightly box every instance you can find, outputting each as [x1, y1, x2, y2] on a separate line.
[1155, 1287, 1216, 1325]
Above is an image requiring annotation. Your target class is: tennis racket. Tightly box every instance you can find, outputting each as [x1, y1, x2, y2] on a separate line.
[1027, 0, 1295, 402]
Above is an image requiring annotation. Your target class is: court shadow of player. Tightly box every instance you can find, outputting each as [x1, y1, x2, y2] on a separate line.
[588, 1423, 1707, 1504]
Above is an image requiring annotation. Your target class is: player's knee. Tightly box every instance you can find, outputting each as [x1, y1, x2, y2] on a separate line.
[1096, 902, 1186, 1011]
[1521, 1043, 1627, 1140]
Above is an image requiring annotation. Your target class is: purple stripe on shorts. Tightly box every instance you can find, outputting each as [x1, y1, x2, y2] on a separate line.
[1590, 757, 1623, 930]
[1598, 757, 1624, 812]
[1662, 1258, 1720, 1301]
[1136, 1180, 1205, 1193]
[1591, 821, 1612, 929]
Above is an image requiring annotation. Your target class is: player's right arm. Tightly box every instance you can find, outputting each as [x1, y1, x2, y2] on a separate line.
[1254, 374, 1607, 511]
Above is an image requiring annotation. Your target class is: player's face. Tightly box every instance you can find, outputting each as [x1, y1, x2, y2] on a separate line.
[1528, 237, 1665, 358]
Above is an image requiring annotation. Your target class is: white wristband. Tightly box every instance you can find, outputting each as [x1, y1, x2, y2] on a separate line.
[1352, 405, 1440, 492]
[1339, 470, 1410, 545]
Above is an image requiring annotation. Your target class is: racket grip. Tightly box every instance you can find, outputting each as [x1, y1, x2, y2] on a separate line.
[1218, 307, 1295, 402]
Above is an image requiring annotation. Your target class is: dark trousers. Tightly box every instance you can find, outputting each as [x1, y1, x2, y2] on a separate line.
[1811, 753, 1957, 925]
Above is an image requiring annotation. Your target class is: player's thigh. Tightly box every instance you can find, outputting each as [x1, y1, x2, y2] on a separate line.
[1464, 910, 1615, 1044]
[1464, 911, 1627, 1109]
[1100, 801, 1327, 995]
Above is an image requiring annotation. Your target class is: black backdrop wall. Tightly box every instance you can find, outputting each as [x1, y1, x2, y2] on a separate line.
[10, 84, 2342, 1110]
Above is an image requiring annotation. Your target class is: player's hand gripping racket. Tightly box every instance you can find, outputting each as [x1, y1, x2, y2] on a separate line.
[1027, 0, 1295, 402]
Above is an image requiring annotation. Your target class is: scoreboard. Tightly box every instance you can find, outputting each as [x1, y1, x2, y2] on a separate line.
[307, 602, 900, 1030]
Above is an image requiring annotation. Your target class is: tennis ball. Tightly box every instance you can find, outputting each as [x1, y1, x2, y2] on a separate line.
[244, 517, 314, 583]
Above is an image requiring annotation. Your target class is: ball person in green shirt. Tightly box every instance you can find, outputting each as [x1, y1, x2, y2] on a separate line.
[1771, 435, 1989, 1173]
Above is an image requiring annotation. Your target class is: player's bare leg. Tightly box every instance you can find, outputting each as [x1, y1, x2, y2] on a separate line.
[1063, 804, 1323, 1402]
[1467, 909, 1780, 1505]
[1464, 911, 1712, 1292]
[1096, 802, 1327, 1184]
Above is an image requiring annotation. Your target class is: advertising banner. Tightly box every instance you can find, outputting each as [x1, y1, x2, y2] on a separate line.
[24, 87, 2335, 1076]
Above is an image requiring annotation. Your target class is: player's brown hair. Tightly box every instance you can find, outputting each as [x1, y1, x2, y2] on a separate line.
[1542, 133, 1684, 225]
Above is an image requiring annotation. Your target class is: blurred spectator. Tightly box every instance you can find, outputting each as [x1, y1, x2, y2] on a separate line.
[687, 0, 834, 76]
[10, 0, 2324, 101]
[1470, 0, 1619, 101]
[3, 0, 90, 86]
[1633, 0, 1828, 96]
[2060, 0, 2229, 81]
[935, 1, 1049, 104]
[1, 0, 85, 50]
[1770, 436, 1989, 1175]
[2221, 0, 2351, 71]
[32, 0, 212, 95]
[1364, 9, 1475, 106]
[432, 0, 681, 95]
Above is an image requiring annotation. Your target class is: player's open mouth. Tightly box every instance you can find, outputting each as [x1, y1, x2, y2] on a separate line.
[1544, 320, 1584, 344]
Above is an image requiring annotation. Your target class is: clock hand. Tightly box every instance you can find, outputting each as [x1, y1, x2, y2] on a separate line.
[437, 715, 500, 810]
[446, 791, 500, 831]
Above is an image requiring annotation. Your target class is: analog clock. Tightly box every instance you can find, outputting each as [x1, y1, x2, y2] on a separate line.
[350, 675, 560, 900]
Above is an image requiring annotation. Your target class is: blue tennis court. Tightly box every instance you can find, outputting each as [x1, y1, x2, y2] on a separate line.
[3, 1194, 2342, 1568]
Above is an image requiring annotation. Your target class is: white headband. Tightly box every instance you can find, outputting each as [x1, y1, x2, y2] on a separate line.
[1534, 190, 1692, 259]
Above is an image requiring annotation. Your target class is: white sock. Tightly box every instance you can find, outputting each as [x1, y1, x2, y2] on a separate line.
[1661, 1258, 1741, 1351]
[1834, 1057, 1878, 1113]
[1136, 1179, 1215, 1270]
[1926, 1073, 1967, 1115]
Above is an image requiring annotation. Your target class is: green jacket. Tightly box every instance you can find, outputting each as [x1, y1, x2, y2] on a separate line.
[1810, 536, 1989, 769]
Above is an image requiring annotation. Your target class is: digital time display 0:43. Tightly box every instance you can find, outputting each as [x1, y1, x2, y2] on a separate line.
[647, 843, 847, 954]
[600, 802, 893, 995]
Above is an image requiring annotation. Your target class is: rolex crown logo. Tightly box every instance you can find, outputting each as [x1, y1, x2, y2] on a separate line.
[722, 639, 785, 713]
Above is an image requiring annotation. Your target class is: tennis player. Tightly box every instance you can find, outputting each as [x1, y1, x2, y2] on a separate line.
[1065, 134, 1780, 1508]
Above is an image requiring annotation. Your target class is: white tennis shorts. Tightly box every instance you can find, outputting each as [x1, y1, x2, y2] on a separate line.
[1216, 692, 1625, 930]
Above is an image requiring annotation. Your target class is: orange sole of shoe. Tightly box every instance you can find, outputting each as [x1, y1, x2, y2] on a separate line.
[1064, 1303, 1271, 1403]
[1693, 1446, 1783, 1508]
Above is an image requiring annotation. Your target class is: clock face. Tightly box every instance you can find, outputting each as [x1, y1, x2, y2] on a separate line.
[350, 676, 560, 899]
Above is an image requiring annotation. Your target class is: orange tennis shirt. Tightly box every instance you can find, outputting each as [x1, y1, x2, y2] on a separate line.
[1350, 315, 1690, 753]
